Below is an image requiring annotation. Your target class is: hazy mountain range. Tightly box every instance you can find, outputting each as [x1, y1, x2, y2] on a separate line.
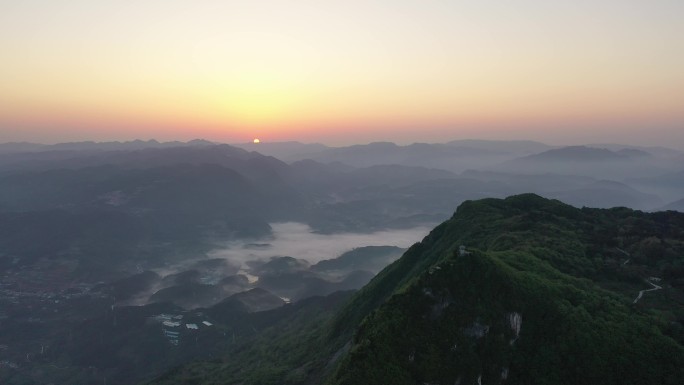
[1, 138, 683, 384]
[1, 139, 681, 275]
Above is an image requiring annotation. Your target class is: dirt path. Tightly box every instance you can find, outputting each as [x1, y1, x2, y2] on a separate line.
[616, 248, 630, 265]
[633, 280, 662, 304]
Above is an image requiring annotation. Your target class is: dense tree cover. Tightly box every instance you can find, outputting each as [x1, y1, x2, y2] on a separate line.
[152, 194, 684, 384]
[151, 292, 352, 385]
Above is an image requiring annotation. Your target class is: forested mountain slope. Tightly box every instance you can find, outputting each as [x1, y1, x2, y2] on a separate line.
[152, 194, 684, 385]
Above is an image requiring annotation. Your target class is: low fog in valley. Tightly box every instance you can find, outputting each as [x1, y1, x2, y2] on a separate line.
[209, 222, 429, 267]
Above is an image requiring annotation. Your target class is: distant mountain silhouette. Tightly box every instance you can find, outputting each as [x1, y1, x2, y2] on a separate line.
[446, 139, 552, 154]
[547, 179, 662, 209]
[231, 141, 328, 161]
[615, 148, 652, 158]
[297, 141, 522, 172]
[517, 146, 636, 162]
[587, 143, 682, 157]
[496, 146, 673, 179]
[661, 197, 684, 212]
[311, 246, 405, 275]
[0, 142, 45, 153]
[628, 169, 684, 203]
[224, 288, 286, 312]
[629, 169, 684, 190]
[0, 139, 216, 154]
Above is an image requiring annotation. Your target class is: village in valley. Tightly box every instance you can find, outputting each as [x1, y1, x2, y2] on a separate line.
[150, 312, 214, 346]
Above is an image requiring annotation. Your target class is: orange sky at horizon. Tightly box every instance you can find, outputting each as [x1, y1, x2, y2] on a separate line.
[1, 1, 683, 147]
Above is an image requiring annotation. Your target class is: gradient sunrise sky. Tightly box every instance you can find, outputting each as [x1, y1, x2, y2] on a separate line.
[1, 1, 683, 147]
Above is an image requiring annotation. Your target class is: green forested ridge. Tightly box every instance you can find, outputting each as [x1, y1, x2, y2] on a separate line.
[151, 194, 684, 385]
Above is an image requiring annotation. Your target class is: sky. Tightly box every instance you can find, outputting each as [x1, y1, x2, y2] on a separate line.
[1, 0, 683, 147]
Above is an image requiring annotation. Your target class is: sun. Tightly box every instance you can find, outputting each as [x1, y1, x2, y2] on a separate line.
[253, 138, 261, 144]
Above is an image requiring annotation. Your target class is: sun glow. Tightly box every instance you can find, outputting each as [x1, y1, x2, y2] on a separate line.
[0, 2, 682, 146]
[253, 138, 260, 144]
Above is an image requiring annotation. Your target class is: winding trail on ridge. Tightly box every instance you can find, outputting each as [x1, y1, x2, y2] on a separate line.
[633, 280, 662, 304]
[616, 247, 631, 265]
[615, 248, 663, 304]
